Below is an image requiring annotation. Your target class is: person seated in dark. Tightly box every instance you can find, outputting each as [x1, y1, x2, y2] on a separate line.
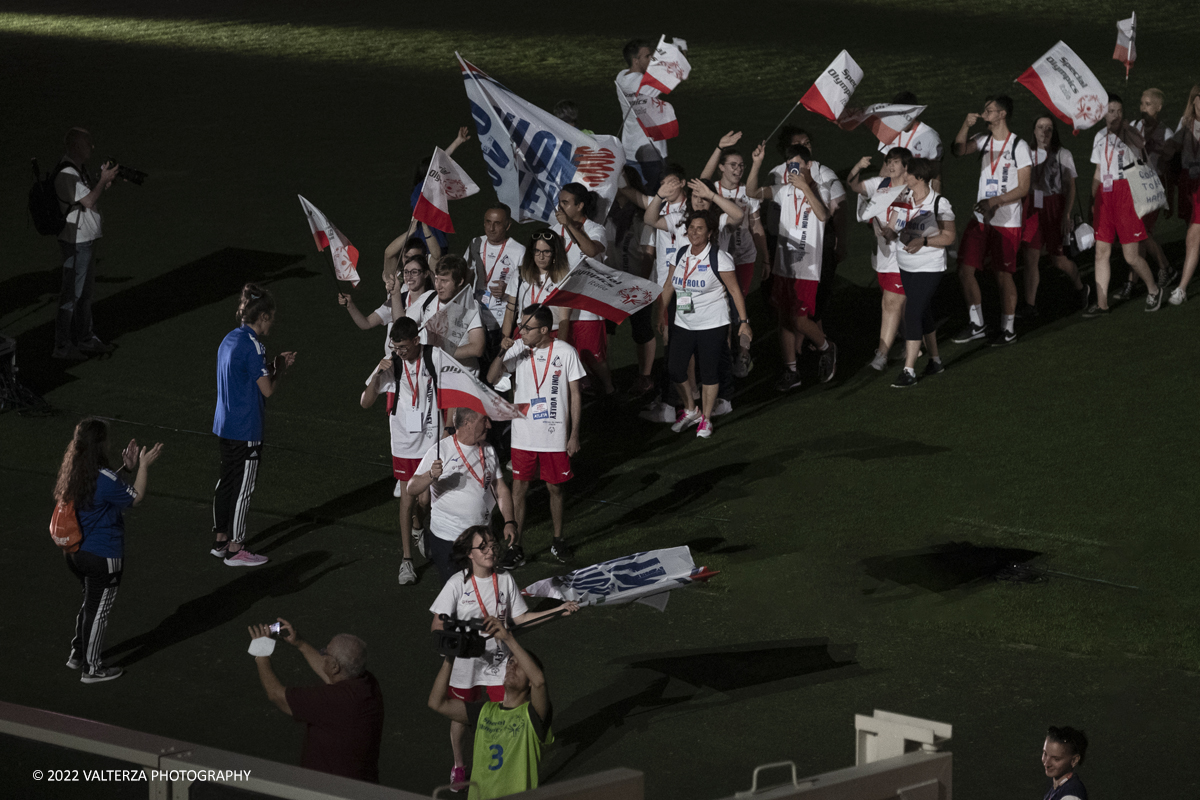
[248, 618, 384, 783]
[1041, 725, 1088, 800]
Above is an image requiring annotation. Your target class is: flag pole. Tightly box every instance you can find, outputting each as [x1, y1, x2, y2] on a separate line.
[322, 249, 344, 295]
[765, 100, 803, 148]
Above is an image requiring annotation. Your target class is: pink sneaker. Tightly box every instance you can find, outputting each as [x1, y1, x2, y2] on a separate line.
[450, 766, 468, 792]
[670, 407, 702, 433]
[696, 415, 713, 438]
[224, 548, 269, 567]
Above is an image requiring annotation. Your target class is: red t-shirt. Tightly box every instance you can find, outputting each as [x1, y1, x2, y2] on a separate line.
[285, 671, 385, 782]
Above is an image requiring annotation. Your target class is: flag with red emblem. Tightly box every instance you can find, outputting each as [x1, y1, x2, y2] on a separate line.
[298, 195, 360, 286]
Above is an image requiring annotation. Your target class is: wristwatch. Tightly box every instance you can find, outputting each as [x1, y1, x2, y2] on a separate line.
[738, 318, 751, 325]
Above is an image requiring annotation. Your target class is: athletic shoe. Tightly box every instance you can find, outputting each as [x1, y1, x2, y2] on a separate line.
[638, 399, 677, 423]
[66, 656, 82, 670]
[1169, 287, 1187, 306]
[671, 407, 702, 433]
[1112, 280, 1135, 301]
[626, 375, 655, 398]
[1015, 302, 1038, 319]
[869, 349, 888, 372]
[397, 559, 417, 585]
[413, 528, 427, 558]
[78, 336, 115, 354]
[492, 375, 512, 393]
[1082, 304, 1110, 318]
[52, 345, 87, 361]
[732, 348, 753, 378]
[224, 548, 268, 567]
[775, 369, 801, 392]
[817, 340, 838, 383]
[1158, 267, 1179, 288]
[1146, 289, 1164, 312]
[891, 369, 917, 388]
[921, 359, 945, 377]
[951, 323, 988, 343]
[1078, 284, 1091, 309]
[695, 415, 713, 439]
[710, 398, 733, 417]
[209, 540, 229, 558]
[549, 539, 574, 563]
[450, 766, 468, 792]
[80, 666, 123, 684]
[989, 329, 1017, 347]
[498, 545, 526, 570]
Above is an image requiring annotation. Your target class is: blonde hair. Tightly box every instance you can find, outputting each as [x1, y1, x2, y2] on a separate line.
[1183, 85, 1200, 128]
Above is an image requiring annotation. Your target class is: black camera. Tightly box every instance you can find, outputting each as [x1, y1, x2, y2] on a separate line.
[433, 614, 487, 659]
[105, 159, 148, 185]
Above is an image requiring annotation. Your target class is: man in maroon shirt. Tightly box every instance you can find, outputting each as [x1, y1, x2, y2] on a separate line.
[248, 619, 385, 783]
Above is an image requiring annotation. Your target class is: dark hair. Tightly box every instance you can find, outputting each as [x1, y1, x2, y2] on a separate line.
[451, 525, 497, 576]
[552, 100, 579, 127]
[664, 162, 687, 182]
[403, 236, 428, 255]
[1031, 114, 1063, 154]
[885, 146, 913, 170]
[55, 417, 111, 510]
[433, 254, 471, 287]
[1046, 726, 1088, 766]
[622, 38, 651, 67]
[413, 155, 432, 188]
[784, 144, 812, 162]
[777, 125, 809, 156]
[621, 165, 646, 196]
[560, 182, 598, 219]
[985, 94, 1014, 119]
[390, 316, 420, 342]
[717, 146, 743, 168]
[485, 203, 512, 220]
[686, 178, 718, 213]
[683, 209, 718, 249]
[906, 157, 941, 183]
[521, 305, 555, 331]
[401, 253, 433, 293]
[237, 283, 275, 325]
[1107, 92, 1123, 107]
[64, 127, 91, 151]
[522, 229, 570, 284]
[892, 90, 919, 105]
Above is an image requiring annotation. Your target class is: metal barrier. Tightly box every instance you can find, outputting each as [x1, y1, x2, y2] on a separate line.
[722, 751, 952, 800]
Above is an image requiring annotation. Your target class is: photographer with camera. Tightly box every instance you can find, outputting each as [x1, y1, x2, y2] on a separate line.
[247, 618, 384, 783]
[429, 525, 577, 791]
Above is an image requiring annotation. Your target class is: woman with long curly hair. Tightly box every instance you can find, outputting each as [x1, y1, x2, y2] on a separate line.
[55, 417, 162, 683]
[499, 229, 572, 342]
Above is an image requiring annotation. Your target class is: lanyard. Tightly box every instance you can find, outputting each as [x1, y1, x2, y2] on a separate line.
[402, 357, 421, 409]
[989, 133, 1012, 177]
[484, 239, 509, 284]
[678, 248, 706, 288]
[470, 572, 501, 619]
[1104, 134, 1119, 175]
[529, 340, 555, 396]
[557, 224, 575, 253]
[530, 274, 553, 305]
[792, 189, 810, 228]
[452, 436, 488, 490]
[898, 125, 918, 151]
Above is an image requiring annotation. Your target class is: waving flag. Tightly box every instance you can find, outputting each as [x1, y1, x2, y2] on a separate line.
[1016, 41, 1107, 133]
[523, 546, 718, 612]
[420, 286, 476, 355]
[459, 54, 625, 224]
[544, 257, 662, 323]
[1113, 13, 1136, 79]
[639, 35, 691, 94]
[632, 95, 680, 142]
[857, 181, 908, 224]
[297, 195, 360, 286]
[429, 349, 525, 421]
[838, 103, 927, 146]
[413, 147, 479, 234]
[800, 50, 863, 122]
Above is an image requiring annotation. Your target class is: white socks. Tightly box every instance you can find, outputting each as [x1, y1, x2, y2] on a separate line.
[969, 305, 984, 327]
[1002, 314, 1015, 334]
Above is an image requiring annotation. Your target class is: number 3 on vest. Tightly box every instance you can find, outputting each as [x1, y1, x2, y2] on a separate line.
[488, 744, 505, 771]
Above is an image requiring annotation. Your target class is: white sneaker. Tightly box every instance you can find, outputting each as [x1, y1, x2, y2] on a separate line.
[397, 559, 417, 585]
[869, 349, 888, 371]
[710, 398, 733, 417]
[1169, 287, 1187, 306]
[638, 399, 677, 423]
[413, 528, 427, 558]
[224, 548, 269, 567]
[695, 415, 713, 439]
[394, 479, 404, 498]
[671, 407, 702, 433]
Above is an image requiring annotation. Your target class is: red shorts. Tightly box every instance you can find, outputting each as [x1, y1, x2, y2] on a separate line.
[1092, 181, 1147, 244]
[1021, 193, 1067, 256]
[567, 319, 608, 361]
[448, 684, 505, 702]
[511, 448, 573, 484]
[772, 276, 819, 319]
[876, 271, 905, 295]
[1180, 173, 1200, 225]
[392, 456, 421, 481]
[735, 263, 755, 296]
[959, 219, 1021, 272]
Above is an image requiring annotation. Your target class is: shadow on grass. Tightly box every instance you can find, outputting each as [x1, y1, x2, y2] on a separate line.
[104, 550, 352, 667]
[247, 477, 397, 554]
[861, 541, 1041, 594]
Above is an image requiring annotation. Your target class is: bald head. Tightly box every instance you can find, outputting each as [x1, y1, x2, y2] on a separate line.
[326, 633, 367, 678]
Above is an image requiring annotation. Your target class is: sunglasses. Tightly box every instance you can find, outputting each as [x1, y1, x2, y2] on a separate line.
[532, 230, 556, 242]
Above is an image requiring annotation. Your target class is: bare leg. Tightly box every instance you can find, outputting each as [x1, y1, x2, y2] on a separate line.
[398, 485, 413, 560]
[1022, 246, 1041, 306]
[1094, 241, 1113, 309]
[1142, 236, 1169, 275]
[637, 339, 655, 377]
[511, 479, 530, 545]
[792, 316, 826, 349]
[923, 331, 940, 360]
[996, 272, 1018, 316]
[958, 263, 982, 307]
[451, 721, 469, 769]
[1122, 242, 1158, 293]
[879, 291, 904, 352]
[1179, 224, 1200, 291]
[547, 481, 564, 540]
[1053, 255, 1083, 289]
[675, 380, 697, 414]
[904, 340, 921, 371]
[700, 383, 718, 420]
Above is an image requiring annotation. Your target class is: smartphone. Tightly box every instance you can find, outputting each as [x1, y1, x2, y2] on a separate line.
[787, 162, 802, 176]
[269, 622, 282, 635]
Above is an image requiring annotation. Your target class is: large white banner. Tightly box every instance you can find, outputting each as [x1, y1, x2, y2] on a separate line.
[523, 546, 718, 611]
[458, 54, 625, 224]
[1016, 41, 1107, 133]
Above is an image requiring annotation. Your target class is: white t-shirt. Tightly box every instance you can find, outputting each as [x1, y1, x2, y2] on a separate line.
[616, 69, 668, 163]
[1090, 130, 1139, 184]
[716, 184, 761, 265]
[1173, 118, 1200, 175]
[430, 571, 529, 688]
[861, 176, 911, 274]
[651, 199, 688, 286]
[504, 270, 566, 331]
[1132, 119, 1174, 175]
[878, 122, 944, 160]
[1030, 147, 1078, 203]
[971, 132, 1033, 227]
[406, 293, 484, 375]
[465, 236, 526, 331]
[661, 207, 733, 258]
[366, 354, 442, 458]
[555, 219, 608, 322]
[773, 183, 831, 281]
[415, 436, 501, 542]
[501, 339, 585, 453]
[372, 288, 426, 357]
[55, 164, 102, 244]
[894, 191, 955, 273]
[668, 244, 735, 331]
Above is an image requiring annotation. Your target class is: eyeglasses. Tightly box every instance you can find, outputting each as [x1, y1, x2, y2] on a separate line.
[471, 541, 499, 551]
[533, 248, 553, 257]
[532, 230, 556, 242]
[517, 322, 544, 332]
[402, 269, 425, 278]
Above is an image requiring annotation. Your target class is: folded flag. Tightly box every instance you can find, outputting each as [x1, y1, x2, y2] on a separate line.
[412, 146, 479, 234]
[800, 50, 863, 122]
[298, 195, 360, 287]
[1113, 13, 1136, 79]
[419, 285, 476, 355]
[632, 95, 680, 142]
[638, 35, 692, 94]
[544, 256, 662, 323]
[857, 181, 908, 224]
[523, 546, 718, 612]
[838, 103, 927, 146]
[428, 348, 525, 421]
[1016, 41, 1107, 133]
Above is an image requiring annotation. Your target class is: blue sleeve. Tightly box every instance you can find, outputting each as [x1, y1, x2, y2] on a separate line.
[97, 471, 136, 509]
[237, 335, 269, 382]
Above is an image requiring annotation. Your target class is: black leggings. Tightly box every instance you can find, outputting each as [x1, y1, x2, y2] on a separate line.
[668, 324, 728, 385]
[67, 550, 123, 673]
[898, 270, 942, 341]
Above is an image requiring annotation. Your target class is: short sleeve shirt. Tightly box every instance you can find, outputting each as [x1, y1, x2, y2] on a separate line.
[466, 237, 526, 330]
[407, 294, 484, 375]
[55, 163, 102, 244]
[416, 437, 501, 542]
[1090, 130, 1139, 184]
[773, 182, 831, 280]
[716, 184, 762, 264]
[429, 571, 529, 688]
[894, 191, 955, 273]
[77, 468, 137, 559]
[651, 200, 688, 286]
[504, 270, 566, 331]
[1030, 147, 1077, 198]
[367, 354, 443, 459]
[213, 325, 271, 441]
[501, 339, 586, 452]
[669, 244, 735, 330]
[555, 219, 608, 322]
[285, 672, 385, 783]
[972, 133, 1033, 227]
[878, 122, 944, 160]
[860, 176, 911, 274]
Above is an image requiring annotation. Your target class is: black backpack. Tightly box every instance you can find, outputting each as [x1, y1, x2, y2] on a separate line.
[28, 158, 77, 236]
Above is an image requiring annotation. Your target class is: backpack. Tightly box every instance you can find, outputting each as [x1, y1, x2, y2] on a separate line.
[28, 158, 78, 236]
[50, 500, 83, 553]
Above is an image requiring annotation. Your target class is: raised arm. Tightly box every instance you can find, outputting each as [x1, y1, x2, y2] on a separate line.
[847, 156, 873, 196]
[130, 443, 163, 506]
[745, 141, 772, 201]
[953, 114, 980, 156]
[689, 180, 744, 225]
[428, 656, 470, 723]
[446, 126, 471, 158]
[699, 131, 742, 181]
[487, 619, 550, 721]
[792, 173, 829, 223]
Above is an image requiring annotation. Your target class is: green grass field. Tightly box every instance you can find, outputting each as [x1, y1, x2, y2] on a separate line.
[2, 2, 1199, 798]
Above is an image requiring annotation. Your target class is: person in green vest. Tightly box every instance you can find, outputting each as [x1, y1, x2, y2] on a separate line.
[428, 616, 554, 799]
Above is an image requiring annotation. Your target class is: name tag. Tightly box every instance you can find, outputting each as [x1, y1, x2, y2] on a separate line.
[530, 396, 549, 420]
[402, 406, 423, 434]
[677, 290, 695, 314]
[985, 179, 1000, 198]
[1033, 190, 1044, 209]
[1102, 175, 1114, 193]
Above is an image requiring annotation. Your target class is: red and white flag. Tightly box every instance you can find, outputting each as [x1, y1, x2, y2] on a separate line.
[638, 35, 691, 95]
[544, 257, 662, 323]
[1113, 13, 1136, 79]
[1016, 41, 1107, 133]
[800, 50, 863, 122]
[632, 95, 680, 141]
[429, 349, 525, 421]
[298, 195, 360, 287]
[412, 146, 480, 234]
[420, 285, 476, 355]
[838, 103, 926, 145]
